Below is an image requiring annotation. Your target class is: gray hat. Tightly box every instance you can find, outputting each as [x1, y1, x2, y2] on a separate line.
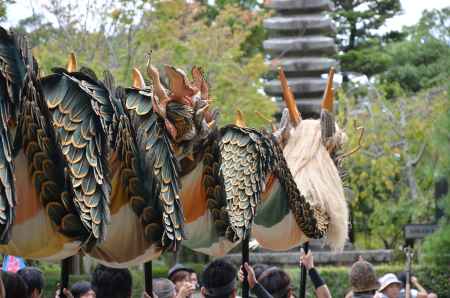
[168, 264, 193, 280]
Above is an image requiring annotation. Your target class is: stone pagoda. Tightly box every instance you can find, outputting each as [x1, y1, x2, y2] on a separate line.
[263, 0, 337, 118]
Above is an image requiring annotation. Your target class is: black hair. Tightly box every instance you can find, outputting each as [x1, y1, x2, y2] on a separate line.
[70, 281, 92, 298]
[91, 264, 132, 298]
[1, 271, 28, 298]
[253, 264, 270, 281]
[397, 271, 411, 287]
[258, 267, 291, 298]
[201, 259, 237, 298]
[17, 267, 44, 298]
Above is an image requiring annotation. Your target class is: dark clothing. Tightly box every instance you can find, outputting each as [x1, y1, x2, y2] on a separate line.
[353, 293, 375, 298]
[251, 283, 273, 298]
[308, 268, 325, 289]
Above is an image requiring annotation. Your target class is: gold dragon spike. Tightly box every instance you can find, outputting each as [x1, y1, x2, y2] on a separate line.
[164, 65, 196, 103]
[197, 104, 209, 114]
[132, 67, 145, 89]
[321, 67, 335, 112]
[191, 66, 209, 100]
[67, 52, 77, 72]
[145, 54, 169, 103]
[235, 110, 246, 128]
[279, 66, 301, 126]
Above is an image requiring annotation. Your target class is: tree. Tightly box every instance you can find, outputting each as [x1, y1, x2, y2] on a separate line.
[332, 0, 402, 78]
[197, 0, 267, 57]
[132, 1, 275, 125]
[0, 0, 14, 21]
[379, 38, 450, 94]
[378, 8, 450, 94]
[339, 86, 449, 248]
[10, 0, 275, 126]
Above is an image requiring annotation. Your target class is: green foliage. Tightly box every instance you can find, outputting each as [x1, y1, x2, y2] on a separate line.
[414, 7, 450, 43]
[332, 0, 401, 49]
[286, 264, 447, 298]
[133, 2, 275, 126]
[17, 0, 275, 127]
[420, 223, 450, 269]
[200, 0, 263, 20]
[379, 38, 450, 93]
[0, 0, 14, 21]
[332, 0, 401, 77]
[430, 89, 450, 177]
[339, 87, 449, 249]
[340, 42, 392, 78]
[334, 5, 450, 87]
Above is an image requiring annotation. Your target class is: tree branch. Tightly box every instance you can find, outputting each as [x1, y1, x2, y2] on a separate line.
[410, 143, 427, 167]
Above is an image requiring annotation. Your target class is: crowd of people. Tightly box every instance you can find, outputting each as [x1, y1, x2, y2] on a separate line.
[0, 251, 437, 298]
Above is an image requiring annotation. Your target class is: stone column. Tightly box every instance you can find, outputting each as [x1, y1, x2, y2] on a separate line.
[263, 0, 337, 118]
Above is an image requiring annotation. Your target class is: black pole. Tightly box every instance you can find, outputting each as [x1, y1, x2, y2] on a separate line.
[242, 234, 250, 298]
[299, 242, 309, 298]
[60, 257, 71, 298]
[144, 261, 153, 295]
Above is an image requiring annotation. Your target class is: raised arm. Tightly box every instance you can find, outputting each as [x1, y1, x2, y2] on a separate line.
[300, 250, 332, 298]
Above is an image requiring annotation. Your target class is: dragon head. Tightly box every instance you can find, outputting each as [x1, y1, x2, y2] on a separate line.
[271, 67, 363, 249]
[141, 57, 217, 164]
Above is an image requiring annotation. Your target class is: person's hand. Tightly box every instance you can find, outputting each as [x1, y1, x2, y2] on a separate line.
[55, 288, 74, 298]
[142, 292, 155, 298]
[373, 292, 383, 298]
[299, 250, 314, 270]
[238, 263, 257, 289]
[177, 281, 195, 298]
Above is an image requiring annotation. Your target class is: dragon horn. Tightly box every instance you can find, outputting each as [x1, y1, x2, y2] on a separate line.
[145, 54, 169, 102]
[279, 66, 301, 126]
[132, 68, 145, 89]
[67, 53, 77, 72]
[321, 67, 335, 112]
[235, 110, 246, 127]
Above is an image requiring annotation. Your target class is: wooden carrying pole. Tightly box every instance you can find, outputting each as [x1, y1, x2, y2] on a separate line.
[144, 261, 153, 295]
[299, 242, 309, 298]
[60, 257, 71, 298]
[242, 234, 250, 298]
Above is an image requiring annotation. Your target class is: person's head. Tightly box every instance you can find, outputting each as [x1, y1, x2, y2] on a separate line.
[253, 264, 270, 281]
[17, 267, 44, 298]
[349, 259, 379, 295]
[91, 264, 132, 298]
[168, 264, 193, 292]
[190, 272, 198, 289]
[170, 271, 191, 292]
[258, 267, 293, 298]
[70, 281, 95, 298]
[201, 259, 237, 298]
[378, 274, 401, 298]
[1, 271, 28, 298]
[397, 272, 409, 289]
[153, 278, 176, 298]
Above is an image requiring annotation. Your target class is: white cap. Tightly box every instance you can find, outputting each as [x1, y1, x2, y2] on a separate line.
[378, 273, 402, 292]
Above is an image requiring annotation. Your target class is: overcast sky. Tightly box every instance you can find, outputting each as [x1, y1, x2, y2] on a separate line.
[3, 0, 450, 31]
